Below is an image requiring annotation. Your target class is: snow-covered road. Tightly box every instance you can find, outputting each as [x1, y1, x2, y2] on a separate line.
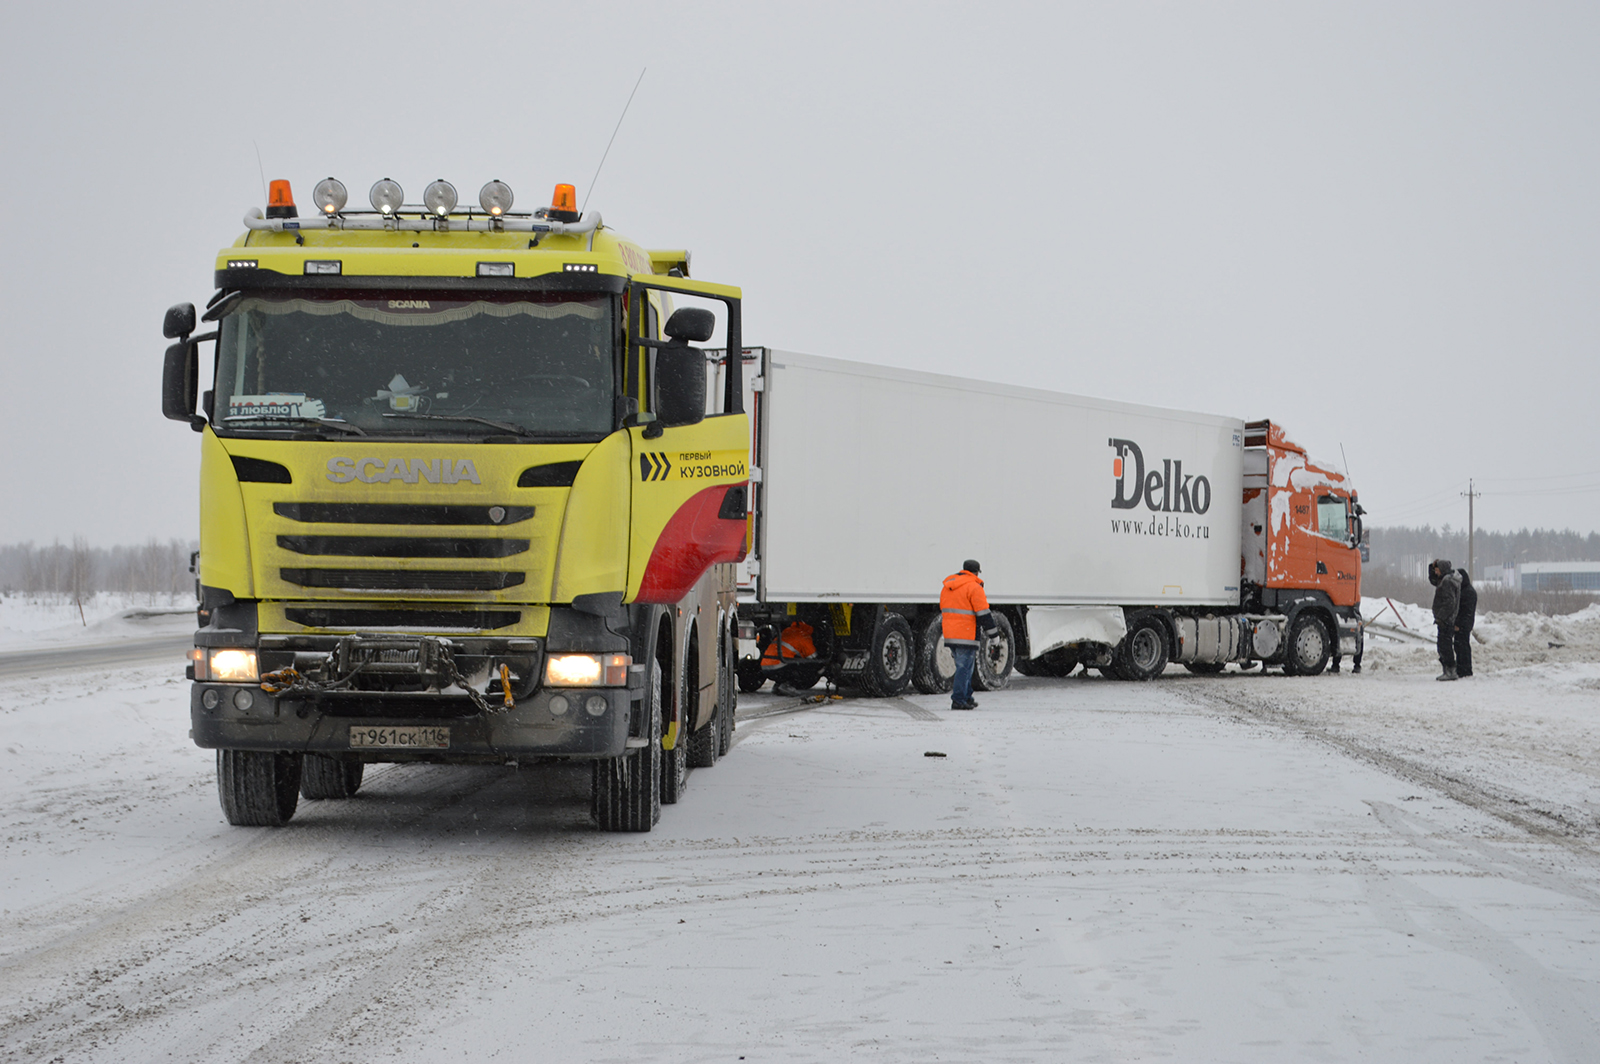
[3, 647, 1600, 1062]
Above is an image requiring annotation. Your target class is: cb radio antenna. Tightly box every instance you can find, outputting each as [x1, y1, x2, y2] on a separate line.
[583, 68, 646, 214]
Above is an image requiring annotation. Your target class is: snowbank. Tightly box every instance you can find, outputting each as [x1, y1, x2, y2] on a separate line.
[0, 594, 193, 652]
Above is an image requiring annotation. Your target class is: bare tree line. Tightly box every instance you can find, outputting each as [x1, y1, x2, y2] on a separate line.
[0, 539, 196, 603]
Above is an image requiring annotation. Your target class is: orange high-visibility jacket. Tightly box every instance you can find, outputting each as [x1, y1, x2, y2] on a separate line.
[761, 620, 817, 668]
[940, 571, 993, 647]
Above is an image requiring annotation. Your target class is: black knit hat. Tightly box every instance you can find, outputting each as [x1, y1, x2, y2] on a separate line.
[962, 559, 981, 574]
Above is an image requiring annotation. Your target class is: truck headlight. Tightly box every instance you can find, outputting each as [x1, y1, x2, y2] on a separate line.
[545, 653, 630, 687]
[208, 648, 259, 683]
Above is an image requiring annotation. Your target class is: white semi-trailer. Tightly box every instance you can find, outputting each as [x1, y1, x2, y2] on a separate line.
[720, 349, 1366, 695]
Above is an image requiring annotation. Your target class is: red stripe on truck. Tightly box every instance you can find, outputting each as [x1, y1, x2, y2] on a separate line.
[636, 484, 748, 603]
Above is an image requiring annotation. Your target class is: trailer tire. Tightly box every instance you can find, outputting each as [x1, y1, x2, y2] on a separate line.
[861, 614, 915, 698]
[299, 755, 363, 800]
[912, 614, 955, 694]
[218, 750, 302, 827]
[1115, 614, 1169, 681]
[1184, 661, 1227, 675]
[592, 660, 662, 832]
[1031, 647, 1080, 678]
[736, 658, 766, 693]
[974, 612, 1016, 692]
[1283, 614, 1331, 676]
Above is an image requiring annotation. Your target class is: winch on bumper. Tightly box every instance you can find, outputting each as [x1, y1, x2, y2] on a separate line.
[189, 634, 642, 760]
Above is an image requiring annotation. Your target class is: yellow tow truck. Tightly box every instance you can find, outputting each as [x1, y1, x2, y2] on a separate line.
[161, 176, 749, 831]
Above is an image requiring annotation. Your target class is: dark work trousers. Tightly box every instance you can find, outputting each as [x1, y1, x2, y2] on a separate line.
[951, 644, 977, 706]
[1454, 624, 1474, 676]
[1437, 625, 1456, 671]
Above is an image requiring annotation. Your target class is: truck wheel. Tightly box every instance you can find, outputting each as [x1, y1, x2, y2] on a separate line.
[300, 755, 363, 800]
[1184, 661, 1227, 675]
[689, 630, 723, 770]
[1115, 614, 1168, 681]
[1283, 615, 1331, 676]
[736, 658, 766, 693]
[662, 656, 690, 805]
[718, 625, 737, 756]
[1032, 647, 1080, 678]
[912, 614, 955, 694]
[592, 660, 662, 832]
[862, 614, 915, 697]
[218, 750, 302, 827]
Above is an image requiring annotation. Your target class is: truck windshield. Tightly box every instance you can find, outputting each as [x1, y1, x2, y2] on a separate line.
[214, 292, 616, 438]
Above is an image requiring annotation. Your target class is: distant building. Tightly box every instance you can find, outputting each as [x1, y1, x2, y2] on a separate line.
[1518, 562, 1600, 592]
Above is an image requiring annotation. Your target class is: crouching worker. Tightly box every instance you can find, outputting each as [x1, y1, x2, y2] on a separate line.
[761, 619, 818, 696]
[941, 559, 997, 710]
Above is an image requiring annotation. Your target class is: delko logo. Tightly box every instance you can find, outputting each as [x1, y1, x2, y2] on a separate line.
[326, 457, 481, 485]
[1108, 439, 1212, 514]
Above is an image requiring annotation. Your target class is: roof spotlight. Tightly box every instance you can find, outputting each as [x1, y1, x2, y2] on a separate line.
[369, 178, 405, 216]
[424, 179, 458, 217]
[479, 180, 514, 216]
[312, 177, 348, 215]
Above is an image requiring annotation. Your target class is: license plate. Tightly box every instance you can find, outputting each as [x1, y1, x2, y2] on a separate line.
[348, 725, 450, 749]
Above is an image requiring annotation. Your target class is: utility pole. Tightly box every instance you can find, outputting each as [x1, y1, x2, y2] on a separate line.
[1462, 479, 1480, 576]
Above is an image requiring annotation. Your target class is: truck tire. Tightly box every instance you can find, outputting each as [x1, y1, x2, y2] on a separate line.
[912, 614, 955, 694]
[662, 653, 691, 805]
[300, 755, 363, 800]
[736, 658, 766, 693]
[218, 749, 302, 827]
[1283, 614, 1331, 676]
[1031, 646, 1080, 678]
[1115, 614, 1168, 681]
[1184, 661, 1227, 675]
[973, 612, 1016, 692]
[592, 660, 662, 832]
[689, 628, 723, 769]
[861, 614, 915, 697]
[718, 624, 737, 756]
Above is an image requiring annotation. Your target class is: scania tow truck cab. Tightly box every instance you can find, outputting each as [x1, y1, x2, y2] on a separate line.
[162, 177, 749, 831]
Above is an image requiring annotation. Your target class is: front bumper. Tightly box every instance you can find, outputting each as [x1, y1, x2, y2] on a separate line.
[190, 683, 631, 760]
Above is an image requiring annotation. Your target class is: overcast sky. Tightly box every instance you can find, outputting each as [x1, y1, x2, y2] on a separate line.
[2, 1, 1597, 546]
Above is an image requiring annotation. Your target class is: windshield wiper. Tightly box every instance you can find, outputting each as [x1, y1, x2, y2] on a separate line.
[222, 415, 366, 436]
[382, 413, 535, 436]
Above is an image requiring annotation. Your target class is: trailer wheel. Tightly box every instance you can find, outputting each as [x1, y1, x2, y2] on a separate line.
[300, 755, 363, 800]
[974, 612, 1016, 692]
[862, 614, 915, 697]
[912, 614, 955, 694]
[1283, 615, 1331, 676]
[592, 660, 662, 832]
[1184, 661, 1227, 675]
[1031, 647, 1080, 678]
[218, 750, 302, 827]
[1115, 614, 1169, 681]
[736, 658, 766, 693]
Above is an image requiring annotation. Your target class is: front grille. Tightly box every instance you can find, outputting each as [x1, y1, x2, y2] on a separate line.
[274, 503, 535, 526]
[285, 606, 522, 631]
[277, 535, 530, 558]
[281, 568, 525, 591]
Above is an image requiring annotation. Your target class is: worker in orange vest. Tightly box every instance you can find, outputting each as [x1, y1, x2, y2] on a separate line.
[761, 619, 817, 671]
[940, 559, 996, 709]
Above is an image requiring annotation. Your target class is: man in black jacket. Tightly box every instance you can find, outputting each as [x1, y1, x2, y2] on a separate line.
[1428, 559, 1462, 681]
[1453, 565, 1478, 677]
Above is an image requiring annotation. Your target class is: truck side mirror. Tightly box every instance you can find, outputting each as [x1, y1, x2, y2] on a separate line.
[163, 302, 197, 339]
[654, 344, 706, 428]
[664, 307, 715, 343]
[163, 341, 199, 424]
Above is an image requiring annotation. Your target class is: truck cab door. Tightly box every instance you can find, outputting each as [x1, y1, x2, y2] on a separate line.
[624, 281, 751, 604]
